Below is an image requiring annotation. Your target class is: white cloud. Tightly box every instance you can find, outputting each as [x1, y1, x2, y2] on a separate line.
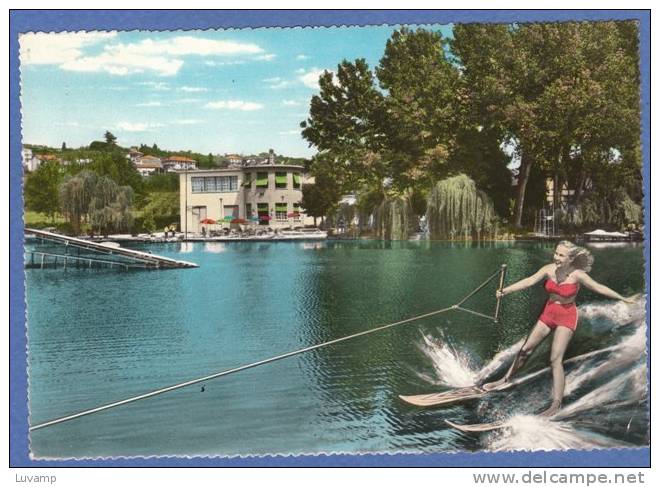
[62, 52, 183, 76]
[180, 86, 208, 93]
[135, 101, 163, 107]
[173, 119, 203, 125]
[205, 60, 246, 67]
[296, 54, 309, 60]
[21, 34, 267, 76]
[255, 54, 276, 61]
[282, 100, 301, 106]
[205, 100, 264, 111]
[173, 98, 202, 104]
[264, 77, 293, 90]
[299, 67, 331, 89]
[116, 121, 165, 132]
[19, 32, 117, 65]
[108, 36, 263, 57]
[137, 81, 171, 91]
[278, 129, 301, 135]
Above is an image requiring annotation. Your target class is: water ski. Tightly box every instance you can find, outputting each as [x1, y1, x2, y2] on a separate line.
[399, 383, 511, 407]
[444, 419, 507, 433]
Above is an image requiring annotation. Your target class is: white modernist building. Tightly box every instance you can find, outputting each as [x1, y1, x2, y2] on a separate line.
[178, 164, 314, 234]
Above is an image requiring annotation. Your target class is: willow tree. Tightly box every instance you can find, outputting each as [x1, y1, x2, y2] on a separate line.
[59, 170, 134, 235]
[89, 176, 134, 236]
[59, 170, 98, 234]
[426, 174, 496, 240]
[372, 194, 416, 240]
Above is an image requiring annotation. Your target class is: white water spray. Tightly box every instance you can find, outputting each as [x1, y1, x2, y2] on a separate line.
[416, 333, 479, 387]
[486, 415, 630, 451]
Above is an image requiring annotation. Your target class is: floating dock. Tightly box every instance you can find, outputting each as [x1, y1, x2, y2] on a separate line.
[25, 228, 198, 270]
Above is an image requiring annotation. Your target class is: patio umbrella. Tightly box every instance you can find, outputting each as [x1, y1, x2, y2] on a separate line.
[259, 215, 272, 221]
[224, 215, 234, 222]
[231, 218, 247, 224]
[287, 212, 300, 218]
[200, 218, 217, 225]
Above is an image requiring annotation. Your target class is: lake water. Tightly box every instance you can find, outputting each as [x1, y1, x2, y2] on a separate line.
[25, 240, 648, 458]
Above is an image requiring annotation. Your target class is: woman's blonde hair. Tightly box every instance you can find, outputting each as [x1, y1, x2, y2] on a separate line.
[557, 240, 594, 272]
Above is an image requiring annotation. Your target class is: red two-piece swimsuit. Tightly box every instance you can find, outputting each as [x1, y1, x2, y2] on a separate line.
[539, 279, 579, 331]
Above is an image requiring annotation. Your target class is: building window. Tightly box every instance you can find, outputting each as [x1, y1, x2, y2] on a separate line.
[275, 202, 287, 221]
[204, 177, 217, 192]
[191, 176, 238, 193]
[293, 173, 301, 189]
[275, 172, 287, 189]
[256, 172, 268, 189]
[245, 203, 252, 219]
[191, 177, 205, 192]
[257, 203, 269, 225]
[219, 176, 238, 192]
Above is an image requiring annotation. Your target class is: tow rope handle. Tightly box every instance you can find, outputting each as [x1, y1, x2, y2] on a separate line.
[493, 264, 508, 323]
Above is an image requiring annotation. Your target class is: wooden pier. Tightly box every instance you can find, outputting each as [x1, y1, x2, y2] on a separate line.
[25, 228, 198, 270]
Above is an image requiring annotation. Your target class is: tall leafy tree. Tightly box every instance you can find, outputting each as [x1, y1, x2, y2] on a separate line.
[87, 151, 144, 198]
[24, 160, 64, 221]
[376, 27, 462, 191]
[104, 131, 117, 146]
[452, 21, 641, 227]
[301, 58, 387, 195]
[300, 173, 341, 227]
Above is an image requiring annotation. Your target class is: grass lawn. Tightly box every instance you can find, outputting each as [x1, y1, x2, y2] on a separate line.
[24, 211, 65, 228]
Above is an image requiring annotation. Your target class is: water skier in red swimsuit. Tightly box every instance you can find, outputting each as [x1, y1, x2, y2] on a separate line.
[482, 241, 638, 416]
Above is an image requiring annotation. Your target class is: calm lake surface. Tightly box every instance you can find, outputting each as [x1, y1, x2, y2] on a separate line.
[25, 240, 648, 458]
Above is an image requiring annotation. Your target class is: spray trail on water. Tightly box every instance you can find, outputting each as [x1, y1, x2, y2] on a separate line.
[580, 297, 646, 330]
[564, 326, 646, 396]
[485, 415, 631, 452]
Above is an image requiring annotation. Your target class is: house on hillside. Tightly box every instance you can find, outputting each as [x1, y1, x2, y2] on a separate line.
[38, 154, 65, 166]
[134, 155, 163, 176]
[127, 147, 144, 162]
[225, 154, 243, 166]
[163, 155, 197, 172]
[22, 147, 41, 172]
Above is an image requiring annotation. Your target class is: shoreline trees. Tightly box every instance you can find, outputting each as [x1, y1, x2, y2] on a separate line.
[301, 21, 642, 237]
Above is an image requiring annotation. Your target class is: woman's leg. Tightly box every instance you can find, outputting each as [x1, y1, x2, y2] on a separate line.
[483, 321, 552, 390]
[540, 326, 574, 416]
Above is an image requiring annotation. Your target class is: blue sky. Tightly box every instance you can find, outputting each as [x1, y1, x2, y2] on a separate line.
[19, 25, 452, 158]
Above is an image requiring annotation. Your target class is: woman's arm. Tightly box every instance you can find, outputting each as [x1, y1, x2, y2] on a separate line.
[575, 271, 637, 303]
[497, 265, 550, 297]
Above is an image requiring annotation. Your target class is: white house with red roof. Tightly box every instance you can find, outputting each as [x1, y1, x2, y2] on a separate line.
[163, 155, 197, 172]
